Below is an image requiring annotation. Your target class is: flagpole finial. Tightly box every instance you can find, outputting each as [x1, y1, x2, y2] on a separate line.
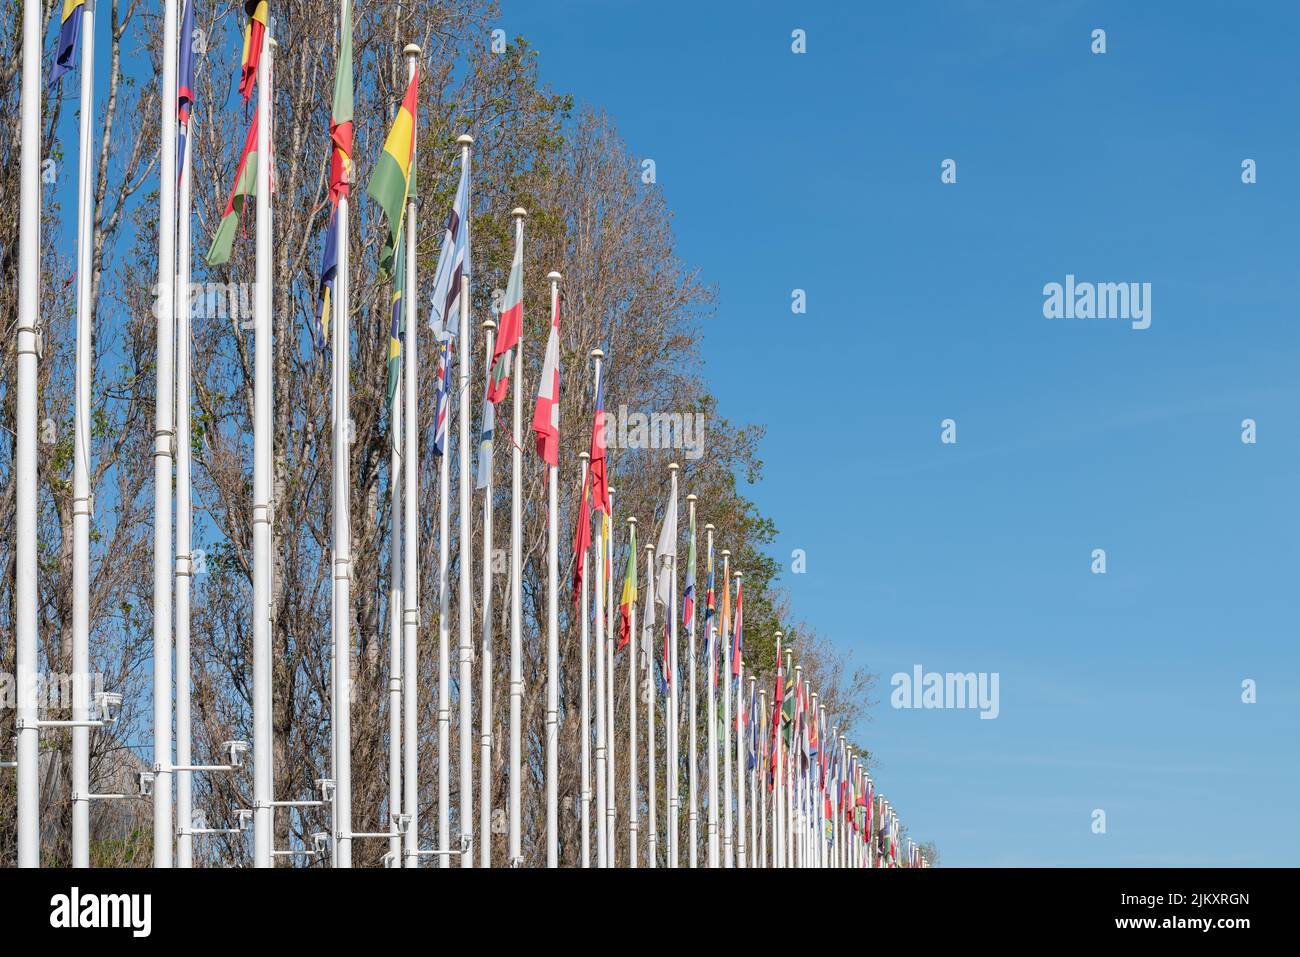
[627, 516, 637, 526]
[547, 270, 562, 283]
[668, 462, 679, 472]
[774, 630, 782, 639]
[511, 207, 528, 220]
[579, 451, 590, 461]
[645, 543, 654, 552]
[703, 522, 714, 532]
[686, 493, 697, 503]
[482, 318, 496, 331]
[734, 571, 742, 580]
[403, 43, 422, 59]
[457, 133, 474, 147]
[720, 549, 730, 558]
[590, 348, 604, 360]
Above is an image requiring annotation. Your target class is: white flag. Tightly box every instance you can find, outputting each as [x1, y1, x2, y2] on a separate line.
[655, 482, 677, 607]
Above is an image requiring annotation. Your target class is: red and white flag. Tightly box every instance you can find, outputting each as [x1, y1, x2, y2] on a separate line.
[532, 282, 561, 466]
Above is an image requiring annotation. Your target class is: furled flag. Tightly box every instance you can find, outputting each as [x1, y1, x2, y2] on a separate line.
[239, 1, 268, 104]
[654, 481, 677, 612]
[618, 522, 637, 651]
[769, 632, 784, 788]
[701, 536, 716, 676]
[177, 0, 196, 178]
[644, 543, 665, 694]
[205, 111, 259, 266]
[49, 0, 86, 89]
[718, 567, 731, 691]
[432, 338, 453, 458]
[682, 508, 696, 630]
[532, 283, 561, 465]
[314, 0, 353, 351]
[570, 470, 592, 605]
[587, 363, 610, 515]
[428, 150, 471, 340]
[366, 69, 418, 281]
[747, 679, 759, 772]
[386, 243, 406, 408]
[486, 220, 523, 404]
[731, 579, 743, 681]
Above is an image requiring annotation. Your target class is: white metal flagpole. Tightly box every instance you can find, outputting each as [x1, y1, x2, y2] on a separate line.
[750, 675, 758, 868]
[591, 351, 608, 868]
[331, 9, 354, 869]
[685, 494, 698, 868]
[626, 515, 639, 868]
[666, 462, 679, 868]
[457, 141, 477, 868]
[544, 271, 561, 868]
[720, 548, 732, 867]
[606, 486, 617, 865]
[705, 526, 718, 868]
[735, 612, 746, 869]
[15, 0, 43, 869]
[251, 20, 273, 870]
[400, 44, 421, 867]
[477, 317, 495, 867]
[644, 541, 657, 867]
[578, 451, 592, 867]
[508, 207, 527, 866]
[71, 0, 99, 871]
[175, 63, 195, 871]
[387, 125, 406, 868]
[759, 687, 768, 868]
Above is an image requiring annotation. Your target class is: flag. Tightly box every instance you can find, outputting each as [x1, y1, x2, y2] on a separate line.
[731, 579, 743, 681]
[654, 481, 677, 609]
[428, 152, 470, 339]
[328, 0, 354, 205]
[474, 383, 493, 484]
[585, 363, 609, 514]
[366, 70, 418, 280]
[205, 111, 259, 266]
[176, 0, 196, 177]
[315, 209, 339, 352]
[49, 0, 86, 89]
[769, 632, 784, 788]
[682, 508, 696, 630]
[618, 523, 637, 651]
[570, 471, 592, 605]
[702, 539, 716, 677]
[486, 220, 523, 404]
[747, 679, 758, 772]
[433, 338, 453, 458]
[386, 243, 405, 408]
[532, 284, 560, 466]
[239, 1, 268, 104]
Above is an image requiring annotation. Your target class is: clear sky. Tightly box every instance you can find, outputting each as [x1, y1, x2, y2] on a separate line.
[503, 0, 1300, 865]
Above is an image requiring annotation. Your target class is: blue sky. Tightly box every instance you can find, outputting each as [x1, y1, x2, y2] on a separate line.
[504, 0, 1300, 865]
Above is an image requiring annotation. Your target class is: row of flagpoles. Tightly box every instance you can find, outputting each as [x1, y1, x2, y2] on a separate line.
[11, 0, 928, 869]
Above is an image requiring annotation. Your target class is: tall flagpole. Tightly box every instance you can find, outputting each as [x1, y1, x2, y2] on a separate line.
[605, 486, 617, 865]
[626, 515, 639, 868]
[71, 0, 100, 870]
[705, 527, 718, 867]
[685, 494, 698, 868]
[591, 350, 608, 869]
[400, 44, 421, 867]
[774, 635, 785, 869]
[720, 548, 732, 867]
[331, 2, 354, 869]
[578, 451, 592, 867]
[644, 541, 657, 867]
[387, 99, 407, 867]
[477, 317, 495, 867]
[251, 22, 273, 871]
[507, 207, 527, 866]
[153, 0, 181, 870]
[750, 676, 759, 867]
[456, 139, 477, 867]
[175, 74, 195, 870]
[544, 271, 562, 868]
[758, 687, 768, 868]
[14, 0, 43, 868]
[666, 462, 679, 868]
[735, 623, 746, 868]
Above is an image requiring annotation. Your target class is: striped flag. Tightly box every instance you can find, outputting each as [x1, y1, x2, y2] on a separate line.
[428, 151, 470, 340]
[49, 0, 86, 89]
[177, 0, 196, 177]
[486, 221, 523, 404]
[205, 111, 259, 266]
[531, 282, 561, 466]
[366, 69, 418, 281]
[239, 1, 268, 104]
[313, 0, 354, 352]
[618, 522, 637, 650]
[433, 338, 453, 458]
[386, 243, 405, 408]
[683, 509, 696, 630]
[730, 579, 743, 681]
[587, 363, 610, 514]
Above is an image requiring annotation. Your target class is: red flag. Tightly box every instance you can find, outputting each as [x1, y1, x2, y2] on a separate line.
[532, 284, 561, 465]
[571, 472, 592, 606]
